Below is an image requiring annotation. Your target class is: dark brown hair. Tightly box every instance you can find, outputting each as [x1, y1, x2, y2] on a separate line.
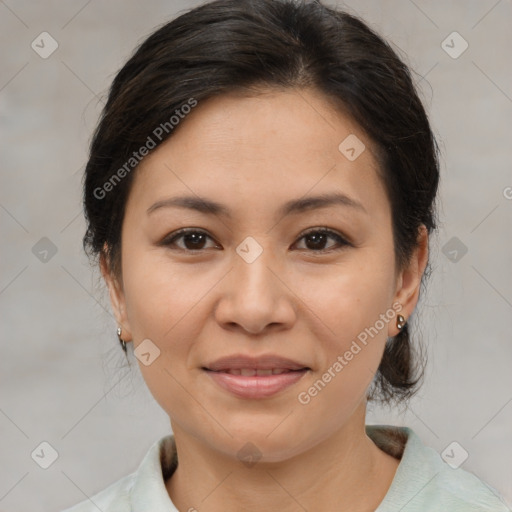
[83, 0, 440, 406]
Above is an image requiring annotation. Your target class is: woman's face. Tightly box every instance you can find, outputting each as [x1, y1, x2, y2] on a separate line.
[103, 88, 426, 462]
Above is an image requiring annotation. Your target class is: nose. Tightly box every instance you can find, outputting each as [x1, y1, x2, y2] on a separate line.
[214, 242, 297, 335]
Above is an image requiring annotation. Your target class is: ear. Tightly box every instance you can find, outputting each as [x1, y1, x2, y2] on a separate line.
[100, 248, 133, 343]
[389, 224, 429, 337]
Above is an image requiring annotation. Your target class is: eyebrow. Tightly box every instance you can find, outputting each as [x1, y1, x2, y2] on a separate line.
[147, 192, 368, 218]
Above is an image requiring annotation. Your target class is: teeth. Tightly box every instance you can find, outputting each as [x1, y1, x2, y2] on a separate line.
[224, 368, 295, 376]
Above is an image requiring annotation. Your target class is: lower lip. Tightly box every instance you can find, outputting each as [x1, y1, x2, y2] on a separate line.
[204, 369, 308, 399]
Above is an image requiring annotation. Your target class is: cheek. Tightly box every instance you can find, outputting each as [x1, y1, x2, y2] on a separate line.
[303, 257, 395, 346]
[294, 254, 395, 396]
[122, 244, 209, 340]
[120, 250, 220, 410]
[290, 268, 394, 431]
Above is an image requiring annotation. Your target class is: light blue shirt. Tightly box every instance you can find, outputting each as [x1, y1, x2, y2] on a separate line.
[61, 424, 510, 511]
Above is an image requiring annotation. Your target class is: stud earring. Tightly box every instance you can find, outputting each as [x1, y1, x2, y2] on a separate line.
[396, 314, 406, 330]
[117, 327, 127, 353]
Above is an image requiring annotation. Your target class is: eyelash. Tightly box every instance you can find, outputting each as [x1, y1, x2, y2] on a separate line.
[159, 227, 352, 254]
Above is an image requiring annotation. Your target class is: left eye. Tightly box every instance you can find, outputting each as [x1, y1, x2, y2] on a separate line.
[293, 228, 350, 252]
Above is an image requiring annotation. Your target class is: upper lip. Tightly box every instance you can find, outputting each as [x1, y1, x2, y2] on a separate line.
[203, 354, 309, 372]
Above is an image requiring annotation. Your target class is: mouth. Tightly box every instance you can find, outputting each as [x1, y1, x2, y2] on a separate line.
[203, 353, 310, 373]
[202, 367, 310, 400]
[203, 367, 308, 376]
[201, 354, 311, 399]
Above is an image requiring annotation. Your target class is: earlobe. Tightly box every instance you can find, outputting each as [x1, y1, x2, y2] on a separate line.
[100, 251, 133, 342]
[390, 225, 429, 336]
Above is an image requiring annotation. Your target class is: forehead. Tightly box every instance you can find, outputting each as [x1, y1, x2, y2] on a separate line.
[127, 88, 389, 219]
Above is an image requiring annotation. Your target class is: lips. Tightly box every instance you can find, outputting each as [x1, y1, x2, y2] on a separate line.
[203, 354, 309, 372]
[218, 368, 297, 376]
[202, 354, 310, 399]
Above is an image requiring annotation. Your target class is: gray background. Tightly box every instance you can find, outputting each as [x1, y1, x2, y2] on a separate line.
[1, 1, 511, 511]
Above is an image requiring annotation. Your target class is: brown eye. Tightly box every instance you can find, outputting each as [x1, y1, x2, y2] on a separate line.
[294, 229, 351, 252]
[161, 229, 218, 251]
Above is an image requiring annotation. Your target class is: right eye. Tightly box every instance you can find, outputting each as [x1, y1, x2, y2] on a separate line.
[160, 228, 220, 252]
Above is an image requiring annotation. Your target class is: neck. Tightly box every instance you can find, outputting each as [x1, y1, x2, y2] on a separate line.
[165, 403, 400, 512]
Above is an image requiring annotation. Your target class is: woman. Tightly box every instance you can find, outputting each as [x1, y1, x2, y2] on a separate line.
[63, 0, 509, 510]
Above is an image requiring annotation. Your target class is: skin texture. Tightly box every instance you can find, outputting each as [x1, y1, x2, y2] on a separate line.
[101, 87, 428, 511]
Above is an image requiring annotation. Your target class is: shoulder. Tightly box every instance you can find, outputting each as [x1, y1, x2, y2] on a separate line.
[367, 425, 511, 512]
[407, 448, 511, 511]
[429, 463, 511, 511]
[60, 434, 178, 512]
[60, 473, 135, 512]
